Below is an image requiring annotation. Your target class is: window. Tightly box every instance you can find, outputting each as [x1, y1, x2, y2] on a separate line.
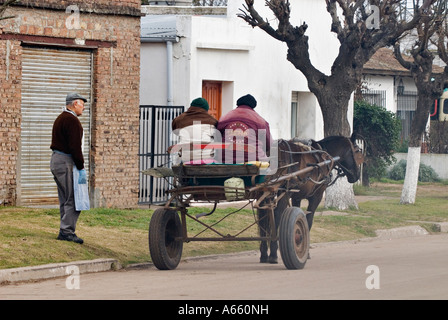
[291, 102, 298, 138]
[291, 92, 299, 138]
[397, 91, 417, 142]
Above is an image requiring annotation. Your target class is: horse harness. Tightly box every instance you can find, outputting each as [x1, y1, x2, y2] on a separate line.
[278, 139, 345, 188]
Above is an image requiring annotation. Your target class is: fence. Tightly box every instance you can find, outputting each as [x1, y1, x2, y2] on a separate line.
[139, 105, 184, 204]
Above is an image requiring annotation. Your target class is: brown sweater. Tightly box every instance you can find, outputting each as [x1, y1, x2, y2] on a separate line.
[172, 106, 218, 130]
[50, 111, 84, 170]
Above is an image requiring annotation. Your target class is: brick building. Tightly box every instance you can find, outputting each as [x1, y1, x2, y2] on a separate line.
[0, 0, 141, 208]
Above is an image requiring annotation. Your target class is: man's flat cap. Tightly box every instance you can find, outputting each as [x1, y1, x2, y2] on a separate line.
[66, 92, 87, 104]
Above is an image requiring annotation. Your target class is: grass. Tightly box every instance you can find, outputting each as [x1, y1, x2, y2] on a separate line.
[1, 181, 447, 270]
[311, 181, 448, 242]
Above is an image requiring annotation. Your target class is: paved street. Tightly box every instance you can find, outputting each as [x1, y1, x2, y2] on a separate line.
[1, 233, 448, 301]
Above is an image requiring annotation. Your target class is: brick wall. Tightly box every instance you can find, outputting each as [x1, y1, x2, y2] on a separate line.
[0, 34, 22, 205]
[90, 26, 141, 208]
[0, 0, 141, 208]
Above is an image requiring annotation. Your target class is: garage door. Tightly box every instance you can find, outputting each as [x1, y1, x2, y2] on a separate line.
[20, 47, 92, 205]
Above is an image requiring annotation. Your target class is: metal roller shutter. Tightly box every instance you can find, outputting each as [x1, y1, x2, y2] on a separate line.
[20, 47, 92, 205]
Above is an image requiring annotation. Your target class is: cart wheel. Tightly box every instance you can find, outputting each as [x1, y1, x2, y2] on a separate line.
[149, 208, 183, 270]
[279, 207, 310, 270]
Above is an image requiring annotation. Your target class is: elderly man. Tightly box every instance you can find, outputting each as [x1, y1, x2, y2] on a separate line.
[50, 92, 87, 244]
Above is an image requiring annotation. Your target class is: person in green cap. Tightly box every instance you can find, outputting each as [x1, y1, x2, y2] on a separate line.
[171, 97, 218, 164]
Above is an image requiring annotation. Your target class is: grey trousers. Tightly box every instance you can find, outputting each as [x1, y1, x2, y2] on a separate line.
[50, 152, 81, 235]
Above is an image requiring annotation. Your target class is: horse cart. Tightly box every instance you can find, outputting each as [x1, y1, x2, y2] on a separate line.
[144, 141, 347, 271]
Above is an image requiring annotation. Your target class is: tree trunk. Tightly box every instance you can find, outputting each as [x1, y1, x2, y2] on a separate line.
[400, 147, 421, 204]
[314, 78, 357, 209]
[400, 92, 433, 204]
[316, 90, 352, 137]
[324, 175, 358, 210]
[393, 39, 447, 205]
[362, 168, 370, 187]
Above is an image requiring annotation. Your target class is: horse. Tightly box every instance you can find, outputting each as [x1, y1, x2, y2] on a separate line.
[258, 135, 364, 264]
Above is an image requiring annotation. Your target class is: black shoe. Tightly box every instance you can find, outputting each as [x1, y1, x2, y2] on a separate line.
[57, 232, 84, 244]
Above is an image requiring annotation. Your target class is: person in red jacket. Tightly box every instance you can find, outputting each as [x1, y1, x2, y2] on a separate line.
[217, 94, 272, 164]
[50, 92, 87, 244]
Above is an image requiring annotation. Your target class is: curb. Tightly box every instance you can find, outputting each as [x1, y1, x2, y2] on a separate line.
[0, 259, 120, 285]
[375, 225, 429, 239]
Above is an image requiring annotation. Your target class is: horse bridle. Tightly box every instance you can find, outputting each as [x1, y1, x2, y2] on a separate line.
[328, 141, 364, 185]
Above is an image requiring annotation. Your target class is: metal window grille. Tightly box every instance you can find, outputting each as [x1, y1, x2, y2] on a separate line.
[397, 91, 417, 142]
[139, 105, 184, 204]
[360, 89, 386, 108]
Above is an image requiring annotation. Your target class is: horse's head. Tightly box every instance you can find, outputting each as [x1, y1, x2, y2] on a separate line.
[317, 135, 364, 183]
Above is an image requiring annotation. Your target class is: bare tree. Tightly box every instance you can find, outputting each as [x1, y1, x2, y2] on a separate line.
[394, 0, 448, 204]
[238, 0, 433, 137]
[238, 0, 434, 209]
[0, 0, 17, 21]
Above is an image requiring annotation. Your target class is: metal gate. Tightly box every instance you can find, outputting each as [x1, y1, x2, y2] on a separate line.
[20, 46, 92, 205]
[139, 105, 184, 204]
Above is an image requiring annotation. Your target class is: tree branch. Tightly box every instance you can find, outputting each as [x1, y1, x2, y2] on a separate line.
[267, 0, 292, 39]
[237, 0, 323, 84]
[325, 0, 345, 42]
[437, 23, 448, 64]
[237, 0, 287, 42]
[393, 43, 413, 70]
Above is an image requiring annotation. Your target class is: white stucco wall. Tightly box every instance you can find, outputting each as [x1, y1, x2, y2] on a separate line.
[361, 74, 417, 113]
[362, 75, 396, 112]
[189, 0, 340, 140]
[140, 42, 169, 106]
[393, 153, 448, 179]
[140, 0, 345, 140]
[140, 16, 193, 107]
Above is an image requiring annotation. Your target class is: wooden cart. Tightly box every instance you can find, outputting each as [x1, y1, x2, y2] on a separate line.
[145, 154, 339, 270]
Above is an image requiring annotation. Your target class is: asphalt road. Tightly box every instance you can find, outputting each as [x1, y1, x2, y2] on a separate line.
[1, 233, 448, 301]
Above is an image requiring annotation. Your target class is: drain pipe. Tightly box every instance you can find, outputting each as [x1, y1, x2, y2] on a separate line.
[167, 40, 174, 106]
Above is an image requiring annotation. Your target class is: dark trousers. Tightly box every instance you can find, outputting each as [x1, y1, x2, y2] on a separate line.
[50, 152, 80, 235]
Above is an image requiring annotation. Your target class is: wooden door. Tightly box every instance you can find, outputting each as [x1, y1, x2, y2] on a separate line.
[202, 81, 222, 120]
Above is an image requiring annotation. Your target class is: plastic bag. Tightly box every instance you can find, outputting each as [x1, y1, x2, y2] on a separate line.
[73, 167, 90, 211]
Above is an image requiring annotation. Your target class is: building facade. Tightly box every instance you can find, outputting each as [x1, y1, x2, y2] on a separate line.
[140, 0, 344, 141]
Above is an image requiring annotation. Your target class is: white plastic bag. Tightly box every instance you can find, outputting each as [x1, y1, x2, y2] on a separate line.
[73, 168, 90, 211]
